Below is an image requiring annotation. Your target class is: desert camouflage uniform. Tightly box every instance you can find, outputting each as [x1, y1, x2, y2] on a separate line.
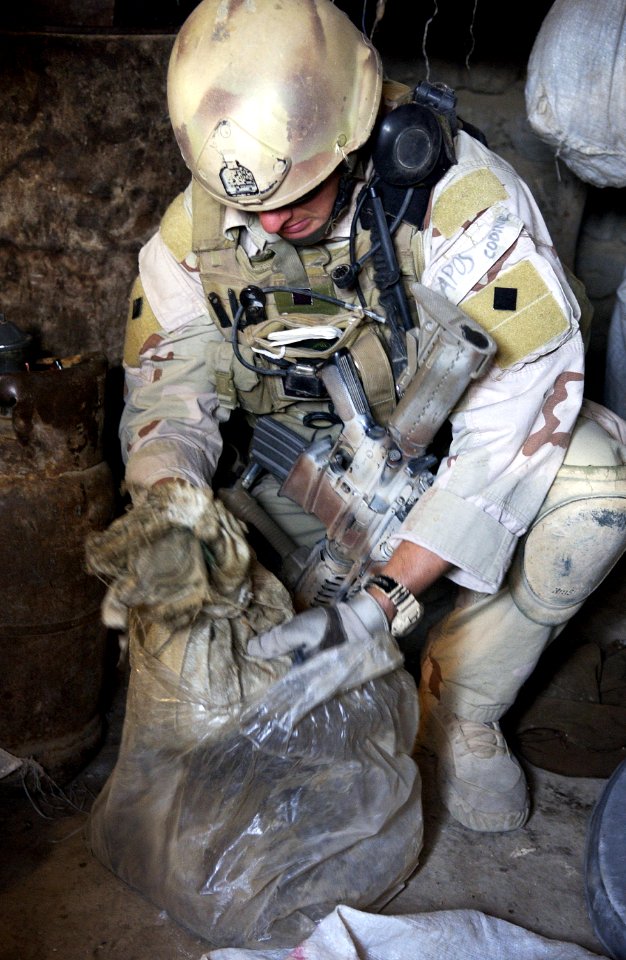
[119, 130, 626, 721]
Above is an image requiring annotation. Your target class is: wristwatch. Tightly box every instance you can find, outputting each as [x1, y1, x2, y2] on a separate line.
[364, 574, 423, 638]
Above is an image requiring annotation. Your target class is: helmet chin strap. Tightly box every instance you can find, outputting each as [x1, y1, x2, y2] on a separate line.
[287, 219, 336, 247]
[288, 164, 358, 247]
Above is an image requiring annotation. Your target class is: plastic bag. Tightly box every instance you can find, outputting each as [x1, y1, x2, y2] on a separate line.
[525, 0, 626, 188]
[86, 558, 423, 949]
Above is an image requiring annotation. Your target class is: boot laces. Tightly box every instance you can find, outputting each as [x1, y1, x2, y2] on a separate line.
[457, 719, 508, 759]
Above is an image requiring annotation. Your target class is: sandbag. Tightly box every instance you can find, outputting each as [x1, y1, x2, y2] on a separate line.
[510, 638, 626, 779]
[525, 0, 626, 188]
[86, 556, 423, 949]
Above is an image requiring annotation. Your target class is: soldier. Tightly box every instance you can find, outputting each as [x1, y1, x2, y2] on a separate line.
[89, 0, 626, 834]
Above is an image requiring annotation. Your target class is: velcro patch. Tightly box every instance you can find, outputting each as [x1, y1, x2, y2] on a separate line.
[273, 275, 340, 315]
[160, 192, 193, 262]
[431, 168, 507, 239]
[460, 260, 569, 368]
[123, 275, 163, 368]
[493, 287, 517, 311]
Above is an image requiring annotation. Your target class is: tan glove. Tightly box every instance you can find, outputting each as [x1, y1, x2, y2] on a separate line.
[85, 481, 252, 631]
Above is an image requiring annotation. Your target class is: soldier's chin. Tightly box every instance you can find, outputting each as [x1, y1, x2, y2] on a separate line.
[286, 217, 334, 246]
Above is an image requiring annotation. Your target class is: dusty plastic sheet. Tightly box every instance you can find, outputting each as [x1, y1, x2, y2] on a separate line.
[525, 0, 626, 188]
[203, 904, 609, 960]
[87, 561, 423, 949]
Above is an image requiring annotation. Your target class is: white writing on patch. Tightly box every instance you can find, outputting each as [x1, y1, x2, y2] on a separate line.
[436, 252, 475, 297]
[424, 203, 524, 306]
[484, 212, 511, 259]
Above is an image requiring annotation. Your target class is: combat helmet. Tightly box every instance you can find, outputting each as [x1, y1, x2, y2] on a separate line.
[167, 0, 383, 210]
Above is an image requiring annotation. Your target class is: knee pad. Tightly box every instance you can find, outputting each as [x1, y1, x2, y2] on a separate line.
[510, 404, 626, 626]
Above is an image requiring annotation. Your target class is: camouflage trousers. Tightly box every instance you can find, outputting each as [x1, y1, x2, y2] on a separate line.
[419, 404, 626, 721]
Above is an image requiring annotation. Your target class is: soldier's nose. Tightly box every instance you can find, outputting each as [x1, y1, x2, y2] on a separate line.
[259, 207, 294, 234]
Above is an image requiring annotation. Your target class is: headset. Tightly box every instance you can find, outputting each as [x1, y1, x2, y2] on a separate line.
[373, 80, 460, 188]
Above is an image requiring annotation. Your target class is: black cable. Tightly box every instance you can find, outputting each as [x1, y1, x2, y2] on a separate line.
[350, 183, 372, 307]
[361, 0, 368, 35]
[231, 303, 286, 377]
[349, 176, 415, 306]
[356, 184, 415, 271]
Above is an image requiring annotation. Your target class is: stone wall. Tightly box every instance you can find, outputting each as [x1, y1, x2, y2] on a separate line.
[0, 33, 186, 363]
[0, 24, 623, 419]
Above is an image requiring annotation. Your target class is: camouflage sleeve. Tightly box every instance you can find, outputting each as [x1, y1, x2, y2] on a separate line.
[393, 133, 586, 593]
[119, 192, 226, 493]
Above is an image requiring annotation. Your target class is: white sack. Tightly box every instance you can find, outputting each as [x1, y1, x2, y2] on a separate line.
[204, 904, 609, 960]
[525, 0, 626, 188]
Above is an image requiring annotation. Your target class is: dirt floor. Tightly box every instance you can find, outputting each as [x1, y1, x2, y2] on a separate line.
[1, 559, 624, 960]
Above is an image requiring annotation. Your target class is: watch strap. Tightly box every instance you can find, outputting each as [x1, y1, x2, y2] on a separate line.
[365, 574, 423, 638]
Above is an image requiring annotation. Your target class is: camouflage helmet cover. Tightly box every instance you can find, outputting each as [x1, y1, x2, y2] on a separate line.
[167, 0, 383, 210]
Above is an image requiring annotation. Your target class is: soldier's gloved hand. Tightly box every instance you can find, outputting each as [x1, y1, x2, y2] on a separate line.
[85, 480, 252, 631]
[97, 526, 213, 631]
[247, 590, 389, 663]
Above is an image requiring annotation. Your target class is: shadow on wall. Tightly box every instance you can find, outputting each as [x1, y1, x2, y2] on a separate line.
[0, 0, 556, 47]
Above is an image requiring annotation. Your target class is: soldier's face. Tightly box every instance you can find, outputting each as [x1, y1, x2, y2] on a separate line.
[258, 171, 341, 241]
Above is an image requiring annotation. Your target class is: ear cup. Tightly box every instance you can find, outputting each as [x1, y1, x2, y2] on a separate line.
[372, 102, 443, 186]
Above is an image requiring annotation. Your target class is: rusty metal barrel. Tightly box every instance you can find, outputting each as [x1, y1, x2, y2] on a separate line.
[0, 351, 116, 780]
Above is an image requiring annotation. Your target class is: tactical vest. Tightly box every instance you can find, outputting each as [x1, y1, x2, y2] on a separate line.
[191, 178, 425, 439]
